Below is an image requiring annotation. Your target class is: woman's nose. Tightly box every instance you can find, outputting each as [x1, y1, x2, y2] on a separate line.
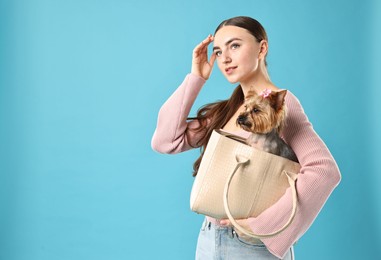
[223, 58, 231, 64]
[222, 52, 232, 64]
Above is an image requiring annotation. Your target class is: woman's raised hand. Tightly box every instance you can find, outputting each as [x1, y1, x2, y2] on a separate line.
[191, 34, 216, 80]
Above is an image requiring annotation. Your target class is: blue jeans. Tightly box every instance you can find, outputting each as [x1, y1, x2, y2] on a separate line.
[195, 218, 294, 260]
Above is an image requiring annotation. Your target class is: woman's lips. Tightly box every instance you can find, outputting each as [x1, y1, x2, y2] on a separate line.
[225, 66, 237, 75]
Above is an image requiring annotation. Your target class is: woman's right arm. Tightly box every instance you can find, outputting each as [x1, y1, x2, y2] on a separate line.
[151, 35, 216, 154]
[151, 74, 206, 154]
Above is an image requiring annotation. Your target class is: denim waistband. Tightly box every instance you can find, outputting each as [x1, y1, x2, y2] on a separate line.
[201, 218, 264, 245]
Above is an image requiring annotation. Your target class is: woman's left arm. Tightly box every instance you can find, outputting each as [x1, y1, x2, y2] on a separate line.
[247, 92, 341, 259]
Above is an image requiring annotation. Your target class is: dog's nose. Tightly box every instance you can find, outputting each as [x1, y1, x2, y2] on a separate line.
[237, 115, 247, 125]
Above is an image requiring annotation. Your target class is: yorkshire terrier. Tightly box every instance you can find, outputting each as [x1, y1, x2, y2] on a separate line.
[237, 89, 298, 162]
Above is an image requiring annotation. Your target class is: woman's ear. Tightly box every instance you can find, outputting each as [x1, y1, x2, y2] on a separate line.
[258, 40, 268, 59]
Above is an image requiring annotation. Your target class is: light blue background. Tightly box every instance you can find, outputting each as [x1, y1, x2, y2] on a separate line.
[1, 0, 380, 259]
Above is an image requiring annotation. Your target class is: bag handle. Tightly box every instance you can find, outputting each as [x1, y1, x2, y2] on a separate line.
[223, 155, 298, 239]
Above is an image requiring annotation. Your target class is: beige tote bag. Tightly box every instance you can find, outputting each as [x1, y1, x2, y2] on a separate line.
[190, 129, 301, 238]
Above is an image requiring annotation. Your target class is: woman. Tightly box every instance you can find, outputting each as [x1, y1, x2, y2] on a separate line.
[151, 16, 341, 260]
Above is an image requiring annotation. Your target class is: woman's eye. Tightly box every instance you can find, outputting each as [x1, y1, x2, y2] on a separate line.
[215, 51, 222, 57]
[231, 43, 240, 49]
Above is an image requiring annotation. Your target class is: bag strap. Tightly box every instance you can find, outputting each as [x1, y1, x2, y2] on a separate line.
[223, 155, 298, 239]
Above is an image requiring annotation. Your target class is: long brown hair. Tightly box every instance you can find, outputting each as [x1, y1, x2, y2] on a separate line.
[189, 16, 269, 176]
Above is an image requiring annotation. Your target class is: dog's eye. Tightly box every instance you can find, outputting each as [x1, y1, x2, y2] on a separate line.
[252, 108, 260, 113]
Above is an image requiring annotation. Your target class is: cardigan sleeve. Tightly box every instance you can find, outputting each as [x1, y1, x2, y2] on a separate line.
[247, 91, 341, 258]
[151, 74, 206, 153]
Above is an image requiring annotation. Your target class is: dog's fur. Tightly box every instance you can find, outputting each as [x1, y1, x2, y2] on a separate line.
[237, 89, 298, 162]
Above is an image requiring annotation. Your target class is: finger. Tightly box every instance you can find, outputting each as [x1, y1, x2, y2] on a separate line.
[193, 43, 207, 57]
[194, 35, 213, 53]
[201, 34, 213, 46]
[204, 35, 214, 58]
[209, 51, 217, 65]
[194, 38, 208, 53]
[220, 219, 230, 226]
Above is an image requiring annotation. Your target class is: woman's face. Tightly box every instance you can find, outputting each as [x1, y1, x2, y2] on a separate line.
[213, 26, 264, 84]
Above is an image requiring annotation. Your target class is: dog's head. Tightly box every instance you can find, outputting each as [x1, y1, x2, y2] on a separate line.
[237, 89, 287, 134]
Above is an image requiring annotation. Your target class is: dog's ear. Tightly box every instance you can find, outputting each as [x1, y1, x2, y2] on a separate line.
[270, 90, 287, 111]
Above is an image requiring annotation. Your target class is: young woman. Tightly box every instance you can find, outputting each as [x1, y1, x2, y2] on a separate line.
[152, 16, 341, 260]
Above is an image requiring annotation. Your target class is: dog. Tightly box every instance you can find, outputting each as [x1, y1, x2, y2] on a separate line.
[237, 89, 298, 163]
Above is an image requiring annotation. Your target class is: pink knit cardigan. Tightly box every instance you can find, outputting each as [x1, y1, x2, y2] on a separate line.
[151, 74, 341, 258]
